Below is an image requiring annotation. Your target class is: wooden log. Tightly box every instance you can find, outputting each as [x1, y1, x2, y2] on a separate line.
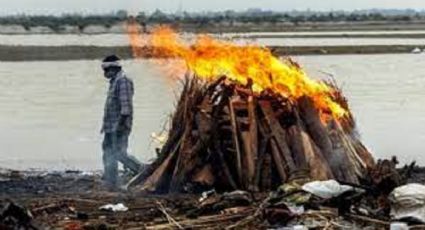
[259, 101, 296, 173]
[213, 138, 238, 190]
[126, 129, 182, 189]
[168, 135, 195, 192]
[127, 82, 190, 189]
[261, 153, 272, 191]
[140, 142, 180, 192]
[257, 118, 273, 191]
[297, 96, 334, 156]
[241, 131, 253, 189]
[196, 95, 214, 143]
[254, 136, 270, 191]
[327, 120, 362, 183]
[169, 91, 204, 191]
[229, 100, 243, 186]
[329, 119, 374, 181]
[231, 97, 256, 190]
[297, 96, 349, 181]
[299, 129, 334, 180]
[170, 82, 235, 192]
[247, 96, 258, 190]
[258, 118, 288, 183]
[286, 125, 308, 170]
[270, 139, 288, 183]
[237, 97, 258, 190]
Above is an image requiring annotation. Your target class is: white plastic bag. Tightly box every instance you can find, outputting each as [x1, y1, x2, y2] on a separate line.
[389, 183, 425, 223]
[301, 180, 354, 199]
[99, 203, 129, 212]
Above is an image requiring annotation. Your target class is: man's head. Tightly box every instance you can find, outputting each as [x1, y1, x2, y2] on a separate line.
[102, 55, 122, 79]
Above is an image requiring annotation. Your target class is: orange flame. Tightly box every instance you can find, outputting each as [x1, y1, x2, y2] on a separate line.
[127, 22, 347, 120]
[127, 20, 146, 58]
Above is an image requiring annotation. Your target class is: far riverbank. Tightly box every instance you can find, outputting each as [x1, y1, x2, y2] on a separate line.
[3, 20, 425, 35]
[0, 45, 423, 61]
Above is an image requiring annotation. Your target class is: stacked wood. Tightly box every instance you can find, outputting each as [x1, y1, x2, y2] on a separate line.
[133, 76, 375, 193]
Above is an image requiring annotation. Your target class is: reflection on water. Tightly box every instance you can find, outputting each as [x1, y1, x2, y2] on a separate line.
[0, 54, 424, 170]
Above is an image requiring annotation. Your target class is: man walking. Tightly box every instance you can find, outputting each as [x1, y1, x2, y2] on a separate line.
[101, 55, 140, 187]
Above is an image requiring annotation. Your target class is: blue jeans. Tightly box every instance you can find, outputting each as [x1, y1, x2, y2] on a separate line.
[102, 130, 130, 186]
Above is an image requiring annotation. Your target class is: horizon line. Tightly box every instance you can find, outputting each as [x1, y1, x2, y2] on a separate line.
[0, 7, 425, 17]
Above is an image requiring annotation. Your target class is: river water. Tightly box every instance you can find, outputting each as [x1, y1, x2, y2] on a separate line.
[0, 53, 424, 170]
[3, 32, 425, 47]
[0, 60, 177, 170]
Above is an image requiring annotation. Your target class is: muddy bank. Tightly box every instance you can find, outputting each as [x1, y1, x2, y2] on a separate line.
[179, 21, 425, 34]
[234, 33, 425, 39]
[0, 44, 423, 61]
[0, 169, 261, 229]
[3, 166, 424, 197]
[270, 45, 425, 55]
[0, 46, 132, 61]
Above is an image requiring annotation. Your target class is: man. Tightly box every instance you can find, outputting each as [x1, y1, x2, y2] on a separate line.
[101, 55, 140, 187]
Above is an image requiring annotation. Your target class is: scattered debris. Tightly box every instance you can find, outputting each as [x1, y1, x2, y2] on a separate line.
[390, 222, 409, 230]
[99, 203, 129, 212]
[0, 202, 38, 229]
[0, 165, 424, 229]
[199, 189, 216, 202]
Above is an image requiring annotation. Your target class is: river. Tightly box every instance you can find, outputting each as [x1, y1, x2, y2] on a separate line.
[0, 54, 424, 170]
[3, 31, 425, 47]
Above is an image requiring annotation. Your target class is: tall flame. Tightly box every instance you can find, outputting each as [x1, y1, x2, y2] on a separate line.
[127, 22, 347, 120]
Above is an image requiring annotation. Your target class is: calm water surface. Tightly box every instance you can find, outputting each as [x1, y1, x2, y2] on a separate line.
[3, 32, 425, 47]
[298, 54, 425, 165]
[0, 60, 176, 170]
[0, 54, 424, 170]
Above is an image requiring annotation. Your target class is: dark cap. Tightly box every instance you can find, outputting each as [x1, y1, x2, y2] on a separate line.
[102, 54, 121, 63]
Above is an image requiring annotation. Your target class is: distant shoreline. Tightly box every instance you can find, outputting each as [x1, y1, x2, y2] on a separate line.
[0, 45, 423, 61]
[2, 21, 425, 35]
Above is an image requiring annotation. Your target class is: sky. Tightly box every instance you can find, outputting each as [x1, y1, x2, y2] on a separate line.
[0, 0, 425, 15]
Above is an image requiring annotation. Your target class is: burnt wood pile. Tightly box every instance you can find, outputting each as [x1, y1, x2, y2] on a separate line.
[131, 76, 375, 193]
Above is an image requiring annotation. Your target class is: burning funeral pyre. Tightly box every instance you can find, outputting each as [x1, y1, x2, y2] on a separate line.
[127, 25, 375, 193]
